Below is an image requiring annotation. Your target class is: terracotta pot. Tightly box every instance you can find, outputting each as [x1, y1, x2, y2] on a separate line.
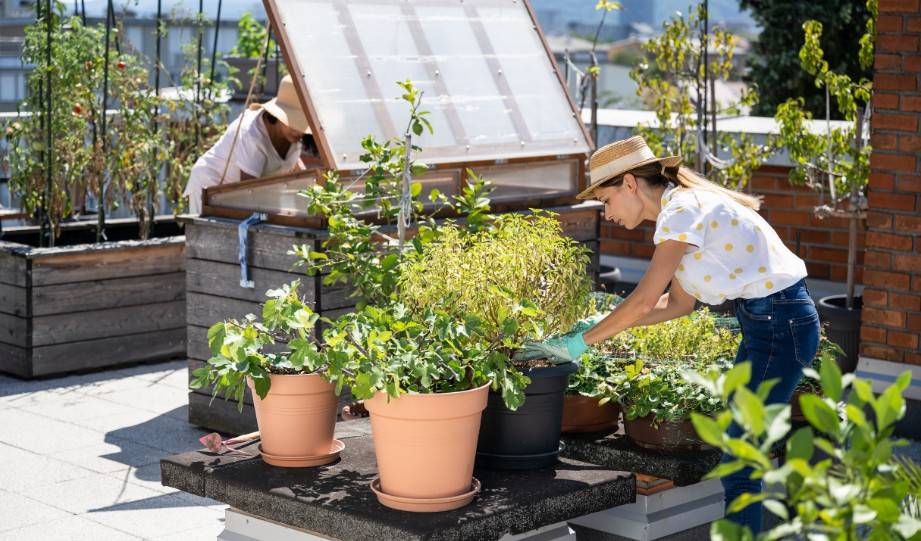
[247, 373, 339, 466]
[365, 382, 490, 510]
[623, 412, 706, 452]
[561, 394, 621, 434]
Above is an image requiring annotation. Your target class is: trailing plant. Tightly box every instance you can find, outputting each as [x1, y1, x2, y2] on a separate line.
[400, 211, 593, 350]
[190, 281, 326, 411]
[629, 4, 777, 190]
[690, 349, 921, 541]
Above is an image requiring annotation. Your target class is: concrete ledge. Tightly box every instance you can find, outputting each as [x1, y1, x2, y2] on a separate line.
[160, 419, 635, 541]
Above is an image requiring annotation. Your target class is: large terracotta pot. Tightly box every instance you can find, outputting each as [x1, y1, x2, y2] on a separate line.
[365, 382, 490, 512]
[623, 412, 706, 452]
[247, 373, 339, 467]
[561, 394, 621, 434]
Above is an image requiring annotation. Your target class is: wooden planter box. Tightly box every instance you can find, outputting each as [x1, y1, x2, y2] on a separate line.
[185, 202, 601, 435]
[0, 218, 186, 378]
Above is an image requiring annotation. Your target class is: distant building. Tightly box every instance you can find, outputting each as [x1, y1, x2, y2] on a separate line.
[0, 3, 245, 112]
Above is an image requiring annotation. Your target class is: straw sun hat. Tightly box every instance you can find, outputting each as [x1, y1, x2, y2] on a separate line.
[577, 136, 681, 199]
[259, 75, 311, 135]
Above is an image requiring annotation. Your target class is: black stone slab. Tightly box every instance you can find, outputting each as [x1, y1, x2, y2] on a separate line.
[560, 431, 721, 487]
[161, 420, 634, 541]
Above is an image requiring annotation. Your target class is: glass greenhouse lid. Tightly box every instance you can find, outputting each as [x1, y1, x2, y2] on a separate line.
[264, 0, 593, 172]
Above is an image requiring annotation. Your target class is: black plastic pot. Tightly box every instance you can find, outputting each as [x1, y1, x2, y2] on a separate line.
[817, 294, 862, 374]
[475, 362, 578, 470]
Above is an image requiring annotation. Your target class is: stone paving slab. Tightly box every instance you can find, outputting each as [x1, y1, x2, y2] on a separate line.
[560, 432, 721, 487]
[0, 360, 228, 541]
[161, 419, 636, 541]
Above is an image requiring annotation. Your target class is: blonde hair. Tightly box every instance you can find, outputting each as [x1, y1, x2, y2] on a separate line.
[599, 163, 761, 211]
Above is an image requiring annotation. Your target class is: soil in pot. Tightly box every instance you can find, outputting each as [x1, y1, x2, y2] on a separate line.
[623, 413, 707, 453]
[561, 394, 621, 434]
[248, 373, 340, 467]
[817, 295, 862, 374]
[476, 361, 578, 470]
[365, 382, 490, 512]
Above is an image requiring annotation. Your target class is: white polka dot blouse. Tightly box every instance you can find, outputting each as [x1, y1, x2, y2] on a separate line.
[652, 184, 808, 305]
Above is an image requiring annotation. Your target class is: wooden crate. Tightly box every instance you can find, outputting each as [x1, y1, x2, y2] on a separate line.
[184, 202, 601, 434]
[0, 219, 186, 378]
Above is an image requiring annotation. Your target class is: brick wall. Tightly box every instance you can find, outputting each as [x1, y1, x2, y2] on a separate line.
[860, 0, 921, 365]
[600, 164, 865, 283]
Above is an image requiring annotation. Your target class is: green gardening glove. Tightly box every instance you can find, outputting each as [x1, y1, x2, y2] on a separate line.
[514, 331, 588, 363]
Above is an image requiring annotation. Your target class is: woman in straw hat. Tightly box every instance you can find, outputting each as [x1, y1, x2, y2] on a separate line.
[518, 136, 819, 533]
[183, 75, 315, 214]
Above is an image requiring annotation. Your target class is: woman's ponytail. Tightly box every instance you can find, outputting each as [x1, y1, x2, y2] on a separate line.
[671, 166, 761, 211]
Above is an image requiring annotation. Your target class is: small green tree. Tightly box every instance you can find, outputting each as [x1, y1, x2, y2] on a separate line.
[773, 0, 876, 308]
[689, 351, 921, 540]
[630, 5, 777, 191]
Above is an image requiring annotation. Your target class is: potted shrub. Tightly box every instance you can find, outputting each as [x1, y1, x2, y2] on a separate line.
[772, 5, 876, 373]
[190, 281, 341, 467]
[320, 301, 529, 512]
[223, 12, 283, 100]
[400, 212, 593, 470]
[597, 309, 738, 452]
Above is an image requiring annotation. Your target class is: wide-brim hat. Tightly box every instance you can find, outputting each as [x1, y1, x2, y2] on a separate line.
[260, 75, 311, 135]
[577, 136, 681, 199]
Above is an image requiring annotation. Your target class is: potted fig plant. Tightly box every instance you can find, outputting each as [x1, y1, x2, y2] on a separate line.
[190, 281, 341, 467]
[400, 212, 594, 470]
[319, 300, 529, 512]
[597, 308, 739, 452]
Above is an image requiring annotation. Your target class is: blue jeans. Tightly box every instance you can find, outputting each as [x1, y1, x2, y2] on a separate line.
[721, 279, 820, 533]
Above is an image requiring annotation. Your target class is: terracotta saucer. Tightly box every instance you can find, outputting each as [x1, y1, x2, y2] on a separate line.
[369, 477, 481, 512]
[258, 439, 344, 468]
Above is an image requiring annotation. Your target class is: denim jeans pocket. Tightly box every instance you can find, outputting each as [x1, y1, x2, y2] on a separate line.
[738, 296, 773, 321]
[790, 311, 821, 368]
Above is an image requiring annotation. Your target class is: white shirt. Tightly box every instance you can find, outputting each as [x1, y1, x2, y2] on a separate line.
[183, 108, 302, 214]
[652, 184, 807, 305]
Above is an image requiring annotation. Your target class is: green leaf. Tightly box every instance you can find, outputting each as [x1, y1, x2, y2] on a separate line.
[852, 504, 877, 524]
[691, 412, 724, 447]
[799, 394, 840, 435]
[252, 374, 271, 400]
[722, 362, 751, 400]
[786, 427, 814, 461]
[410, 182, 422, 197]
[726, 439, 770, 469]
[867, 497, 900, 523]
[733, 386, 766, 436]
[710, 520, 754, 541]
[819, 353, 843, 401]
[705, 460, 747, 480]
[207, 323, 226, 356]
[762, 499, 789, 521]
[894, 516, 921, 539]
[727, 492, 767, 514]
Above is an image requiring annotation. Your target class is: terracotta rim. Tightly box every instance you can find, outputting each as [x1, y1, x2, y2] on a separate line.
[258, 439, 344, 468]
[370, 477, 481, 512]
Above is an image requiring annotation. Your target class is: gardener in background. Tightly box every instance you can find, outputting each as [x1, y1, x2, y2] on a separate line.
[183, 75, 316, 214]
[518, 135, 819, 534]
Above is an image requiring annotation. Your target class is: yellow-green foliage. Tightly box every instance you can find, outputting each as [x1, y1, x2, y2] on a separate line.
[400, 211, 593, 343]
[606, 308, 740, 364]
